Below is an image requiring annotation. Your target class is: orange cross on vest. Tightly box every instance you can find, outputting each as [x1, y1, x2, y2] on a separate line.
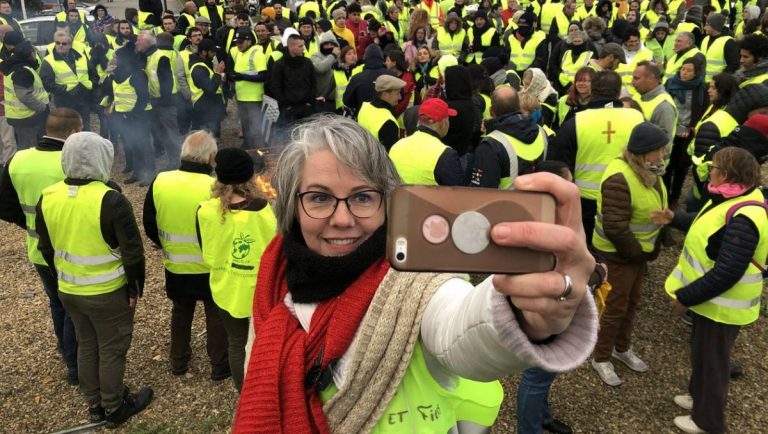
[602, 121, 616, 144]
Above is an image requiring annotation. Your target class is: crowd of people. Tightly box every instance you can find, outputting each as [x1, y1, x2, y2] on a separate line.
[0, 0, 768, 432]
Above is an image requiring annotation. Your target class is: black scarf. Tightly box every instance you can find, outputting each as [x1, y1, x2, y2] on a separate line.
[666, 73, 705, 105]
[283, 222, 387, 303]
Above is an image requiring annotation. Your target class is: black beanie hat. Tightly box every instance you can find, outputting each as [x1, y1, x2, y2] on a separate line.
[4, 30, 23, 46]
[627, 122, 669, 154]
[317, 18, 332, 32]
[215, 148, 255, 185]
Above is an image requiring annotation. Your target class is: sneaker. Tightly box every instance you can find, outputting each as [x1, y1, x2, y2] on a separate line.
[673, 415, 707, 433]
[543, 418, 573, 434]
[211, 368, 231, 382]
[89, 404, 105, 423]
[171, 366, 188, 376]
[681, 310, 693, 326]
[612, 348, 649, 372]
[591, 359, 622, 386]
[105, 387, 154, 428]
[674, 394, 693, 411]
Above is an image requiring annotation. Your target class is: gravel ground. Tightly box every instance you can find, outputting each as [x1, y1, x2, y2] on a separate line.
[1, 106, 767, 433]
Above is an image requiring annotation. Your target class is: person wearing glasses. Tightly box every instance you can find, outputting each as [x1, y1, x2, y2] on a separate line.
[196, 147, 276, 392]
[231, 114, 598, 433]
[40, 31, 96, 131]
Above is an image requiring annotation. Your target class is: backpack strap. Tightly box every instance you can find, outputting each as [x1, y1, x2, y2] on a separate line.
[725, 200, 768, 276]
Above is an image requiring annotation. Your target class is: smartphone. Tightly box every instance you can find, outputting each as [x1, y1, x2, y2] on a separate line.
[387, 185, 557, 274]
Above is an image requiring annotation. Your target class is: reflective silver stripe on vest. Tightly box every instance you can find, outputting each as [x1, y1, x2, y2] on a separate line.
[682, 248, 707, 274]
[671, 267, 689, 285]
[55, 250, 122, 265]
[21, 203, 36, 214]
[163, 251, 203, 263]
[56, 71, 75, 79]
[575, 179, 599, 190]
[3, 99, 28, 108]
[710, 295, 761, 309]
[114, 93, 135, 99]
[58, 267, 125, 285]
[28, 229, 39, 239]
[159, 229, 198, 244]
[630, 223, 661, 232]
[574, 163, 607, 172]
[455, 420, 491, 434]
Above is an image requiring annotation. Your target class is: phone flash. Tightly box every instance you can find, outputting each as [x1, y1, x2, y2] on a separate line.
[395, 237, 407, 262]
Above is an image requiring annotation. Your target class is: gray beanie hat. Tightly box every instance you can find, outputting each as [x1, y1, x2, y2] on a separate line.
[627, 122, 669, 154]
[706, 13, 727, 33]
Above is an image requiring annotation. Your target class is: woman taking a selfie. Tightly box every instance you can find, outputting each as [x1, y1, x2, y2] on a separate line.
[232, 115, 598, 433]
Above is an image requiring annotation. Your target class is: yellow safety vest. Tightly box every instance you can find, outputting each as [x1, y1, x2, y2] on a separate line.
[436, 27, 466, 57]
[298, 0, 320, 18]
[553, 11, 571, 39]
[146, 49, 179, 98]
[153, 170, 214, 274]
[556, 94, 570, 126]
[559, 50, 593, 87]
[665, 189, 767, 325]
[137, 11, 156, 30]
[178, 50, 193, 86]
[199, 5, 224, 24]
[485, 128, 546, 188]
[676, 22, 698, 34]
[467, 27, 496, 64]
[384, 19, 406, 42]
[540, 2, 563, 34]
[617, 48, 654, 92]
[663, 48, 702, 82]
[575, 4, 597, 21]
[179, 13, 197, 30]
[507, 30, 546, 72]
[197, 197, 276, 318]
[4, 66, 49, 120]
[41, 181, 127, 296]
[739, 73, 768, 87]
[480, 93, 491, 120]
[357, 101, 398, 143]
[593, 158, 667, 253]
[8, 148, 64, 265]
[43, 52, 93, 91]
[632, 92, 678, 136]
[332, 69, 351, 109]
[55, 9, 87, 23]
[319, 341, 503, 433]
[389, 130, 449, 185]
[701, 35, 733, 81]
[689, 108, 737, 157]
[189, 61, 222, 105]
[232, 45, 266, 102]
[112, 75, 151, 112]
[419, 0, 443, 27]
[574, 107, 644, 199]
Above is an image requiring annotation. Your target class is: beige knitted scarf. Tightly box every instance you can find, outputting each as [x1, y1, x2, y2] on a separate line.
[323, 269, 461, 433]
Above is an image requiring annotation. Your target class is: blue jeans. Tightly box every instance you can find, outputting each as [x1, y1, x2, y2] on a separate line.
[35, 264, 78, 374]
[516, 367, 557, 434]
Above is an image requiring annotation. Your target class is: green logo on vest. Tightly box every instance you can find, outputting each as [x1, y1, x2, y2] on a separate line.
[232, 233, 254, 260]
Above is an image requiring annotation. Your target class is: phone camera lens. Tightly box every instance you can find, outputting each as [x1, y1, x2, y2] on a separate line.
[396, 252, 405, 261]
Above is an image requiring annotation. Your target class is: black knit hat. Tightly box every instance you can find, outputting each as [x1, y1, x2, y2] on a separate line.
[215, 148, 255, 185]
[627, 122, 669, 154]
[4, 30, 23, 46]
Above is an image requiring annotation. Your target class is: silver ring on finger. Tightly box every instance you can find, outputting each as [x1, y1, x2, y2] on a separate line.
[557, 274, 573, 302]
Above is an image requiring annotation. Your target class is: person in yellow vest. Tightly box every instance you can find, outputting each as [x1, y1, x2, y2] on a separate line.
[55, 0, 88, 25]
[590, 122, 668, 387]
[470, 86, 547, 187]
[419, 0, 445, 27]
[199, 0, 225, 32]
[505, 9, 548, 77]
[551, 27, 597, 94]
[177, 1, 199, 35]
[136, 31, 183, 170]
[653, 147, 766, 434]
[574, 0, 598, 21]
[734, 33, 768, 87]
[161, 15, 186, 50]
[66, 8, 93, 47]
[35, 131, 153, 428]
[383, 5, 407, 42]
[551, 70, 644, 243]
[645, 18, 675, 66]
[467, 9, 500, 64]
[631, 61, 678, 151]
[0, 0, 19, 33]
[1, 41, 50, 149]
[735, 4, 760, 39]
[617, 28, 655, 93]
[701, 13, 740, 81]
[557, 66, 594, 127]
[389, 98, 464, 185]
[189, 38, 226, 136]
[356, 75, 404, 150]
[197, 147, 276, 391]
[436, 13, 468, 60]
[539, 0, 564, 36]
[229, 29, 268, 149]
[550, 0, 577, 40]
[298, 0, 323, 19]
[330, 45, 358, 112]
[142, 130, 229, 381]
[0, 108, 82, 385]
[588, 41, 626, 71]
[663, 32, 705, 83]
[232, 115, 598, 433]
[40, 31, 95, 131]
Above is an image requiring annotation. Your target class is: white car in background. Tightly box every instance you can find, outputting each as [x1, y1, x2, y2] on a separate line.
[18, 10, 94, 57]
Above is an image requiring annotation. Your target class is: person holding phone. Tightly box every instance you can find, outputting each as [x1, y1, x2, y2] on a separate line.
[232, 114, 598, 433]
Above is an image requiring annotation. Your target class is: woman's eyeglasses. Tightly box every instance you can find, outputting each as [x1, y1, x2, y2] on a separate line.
[297, 190, 383, 219]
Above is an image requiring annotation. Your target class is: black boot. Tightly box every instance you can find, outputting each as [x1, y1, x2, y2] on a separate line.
[89, 404, 105, 423]
[543, 418, 573, 434]
[105, 387, 154, 428]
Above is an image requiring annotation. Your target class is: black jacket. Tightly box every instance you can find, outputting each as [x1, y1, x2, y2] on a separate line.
[142, 46, 175, 106]
[143, 161, 215, 301]
[670, 189, 761, 308]
[101, 63, 151, 116]
[0, 52, 48, 127]
[443, 65, 479, 156]
[189, 53, 225, 117]
[343, 45, 395, 113]
[268, 53, 316, 109]
[470, 112, 542, 188]
[36, 179, 145, 298]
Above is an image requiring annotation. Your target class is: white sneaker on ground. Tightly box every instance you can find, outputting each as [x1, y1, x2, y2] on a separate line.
[591, 359, 622, 386]
[612, 348, 649, 372]
[673, 415, 707, 433]
[674, 394, 694, 411]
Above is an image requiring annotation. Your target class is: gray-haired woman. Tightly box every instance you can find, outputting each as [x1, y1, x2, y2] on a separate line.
[233, 114, 598, 433]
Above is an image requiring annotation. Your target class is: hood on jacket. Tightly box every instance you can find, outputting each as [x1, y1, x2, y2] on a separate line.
[62, 132, 115, 182]
[92, 4, 111, 19]
[721, 125, 768, 163]
[363, 44, 385, 69]
[0, 41, 38, 75]
[445, 65, 472, 100]
[444, 14, 462, 32]
[317, 30, 339, 47]
[596, 0, 613, 17]
[725, 84, 768, 123]
[487, 112, 541, 144]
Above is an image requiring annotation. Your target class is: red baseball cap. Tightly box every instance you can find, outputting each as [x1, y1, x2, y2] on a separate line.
[419, 98, 457, 122]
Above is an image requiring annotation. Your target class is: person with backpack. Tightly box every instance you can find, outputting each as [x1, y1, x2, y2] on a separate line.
[652, 147, 767, 434]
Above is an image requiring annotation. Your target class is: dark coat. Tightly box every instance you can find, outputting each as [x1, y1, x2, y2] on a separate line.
[443, 65, 479, 156]
[343, 45, 395, 113]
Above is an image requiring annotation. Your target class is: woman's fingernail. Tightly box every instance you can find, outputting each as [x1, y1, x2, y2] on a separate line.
[516, 176, 531, 188]
[493, 226, 511, 238]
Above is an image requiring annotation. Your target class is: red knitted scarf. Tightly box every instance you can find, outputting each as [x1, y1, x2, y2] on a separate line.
[232, 236, 390, 434]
